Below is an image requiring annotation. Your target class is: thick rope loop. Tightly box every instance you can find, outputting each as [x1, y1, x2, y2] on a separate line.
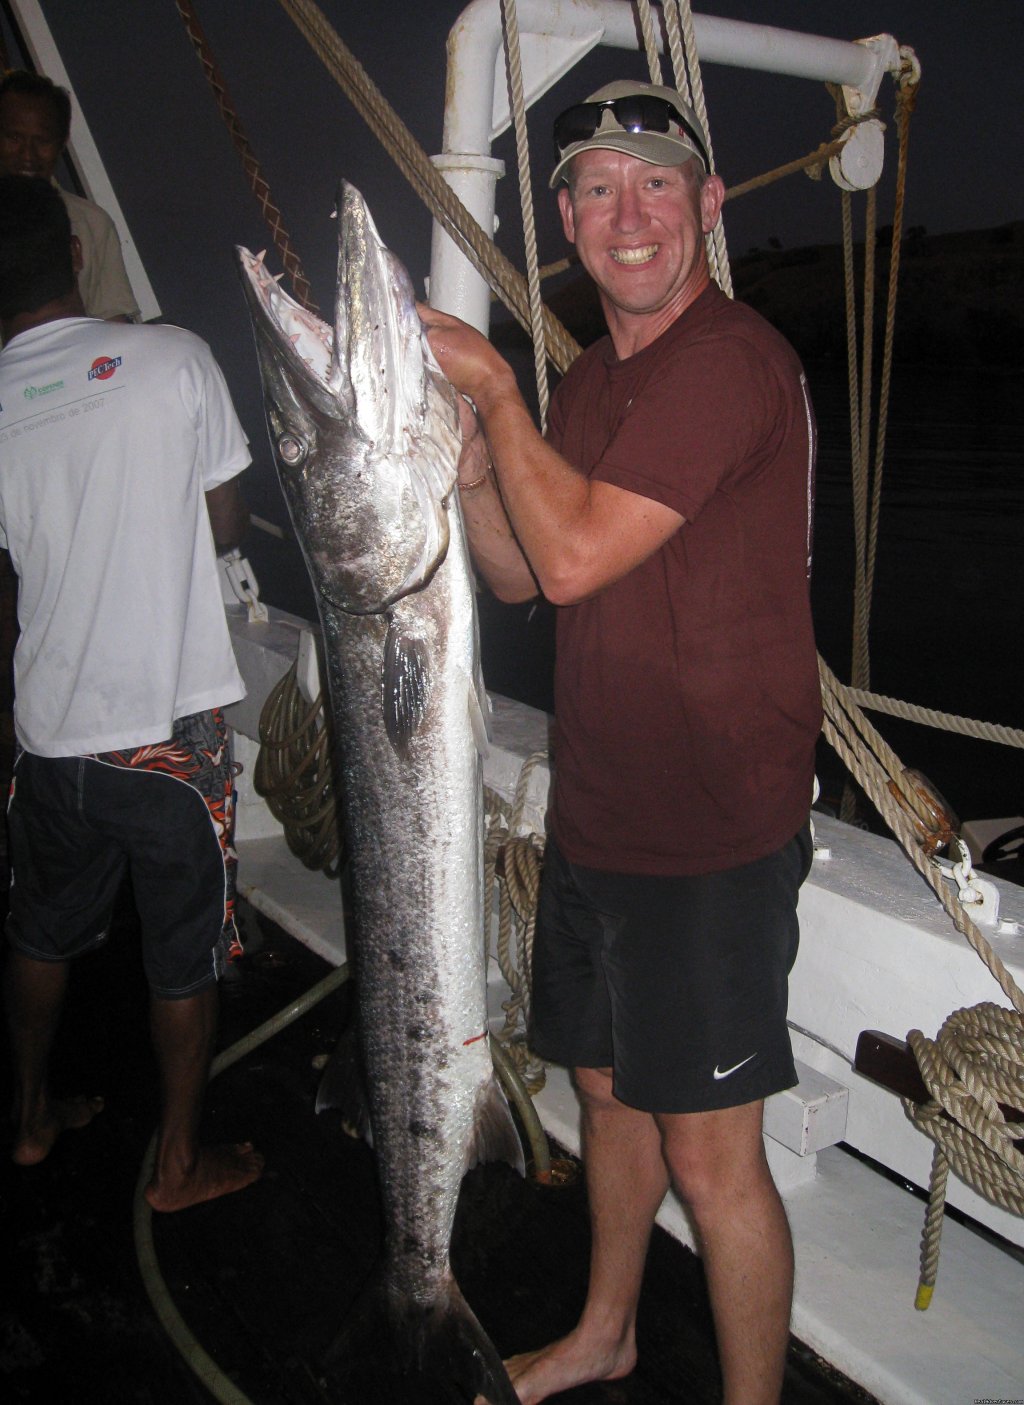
[484, 754, 547, 1095]
[253, 663, 343, 877]
[903, 1003, 1024, 1304]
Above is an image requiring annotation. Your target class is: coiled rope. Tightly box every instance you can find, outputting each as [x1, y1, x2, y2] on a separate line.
[253, 662, 343, 878]
[483, 753, 548, 1095]
[819, 654, 1024, 1305]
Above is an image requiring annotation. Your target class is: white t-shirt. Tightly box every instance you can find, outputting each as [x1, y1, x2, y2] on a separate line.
[0, 316, 249, 756]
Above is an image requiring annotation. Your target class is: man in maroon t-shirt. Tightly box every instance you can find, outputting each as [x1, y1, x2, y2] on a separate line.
[422, 79, 821, 1405]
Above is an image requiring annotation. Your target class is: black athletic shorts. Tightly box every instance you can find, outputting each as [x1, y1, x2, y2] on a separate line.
[529, 824, 813, 1114]
[5, 708, 238, 999]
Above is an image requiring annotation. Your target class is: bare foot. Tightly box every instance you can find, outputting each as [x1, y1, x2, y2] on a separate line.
[144, 1141, 264, 1212]
[476, 1330, 637, 1405]
[12, 1094, 105, 1166]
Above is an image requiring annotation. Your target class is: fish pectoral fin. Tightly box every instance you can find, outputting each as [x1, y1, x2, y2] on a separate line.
[314, 1024, 373, 1145]
[467, 667, 491, 758]
[466, 1074, 526, 1177]
[382, 619, 429, 756]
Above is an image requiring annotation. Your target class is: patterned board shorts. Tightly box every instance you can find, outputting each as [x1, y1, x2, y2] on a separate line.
[6, 708, 241, 999]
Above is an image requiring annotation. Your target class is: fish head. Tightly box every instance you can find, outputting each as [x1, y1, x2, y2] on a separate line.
[236, 183, 460, 614]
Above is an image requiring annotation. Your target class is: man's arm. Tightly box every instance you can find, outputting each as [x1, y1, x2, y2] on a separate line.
[422, 307, 684, 606]
[205, 476, 249, 553]
[450, 391, 538, 603]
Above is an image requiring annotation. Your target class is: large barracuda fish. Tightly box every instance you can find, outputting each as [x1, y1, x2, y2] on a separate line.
[237, 183, 523, 1404]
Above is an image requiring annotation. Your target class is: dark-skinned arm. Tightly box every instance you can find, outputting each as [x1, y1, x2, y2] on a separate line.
[205, 476, 249, 553]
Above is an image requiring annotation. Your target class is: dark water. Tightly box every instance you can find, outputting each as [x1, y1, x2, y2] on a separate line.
[476, 358, 1023, 831]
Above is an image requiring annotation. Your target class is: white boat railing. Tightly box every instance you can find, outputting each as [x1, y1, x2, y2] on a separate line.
[431, 0, 903, 330]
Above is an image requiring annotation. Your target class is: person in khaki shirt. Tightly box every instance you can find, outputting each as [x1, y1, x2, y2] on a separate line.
[0, 69, 140, 323]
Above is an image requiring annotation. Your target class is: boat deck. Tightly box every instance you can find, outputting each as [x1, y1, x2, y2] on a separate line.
[2, 888, 877, 1405]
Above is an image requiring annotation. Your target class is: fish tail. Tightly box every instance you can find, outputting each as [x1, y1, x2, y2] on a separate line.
[421, 1282, 521, 1405]
[325, 1271, 520, 1404]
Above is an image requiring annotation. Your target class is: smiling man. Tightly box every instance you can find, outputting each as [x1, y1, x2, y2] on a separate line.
[421, 79, 822, 1405]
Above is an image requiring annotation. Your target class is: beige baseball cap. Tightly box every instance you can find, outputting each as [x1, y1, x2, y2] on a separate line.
[550, 80, 710, 188]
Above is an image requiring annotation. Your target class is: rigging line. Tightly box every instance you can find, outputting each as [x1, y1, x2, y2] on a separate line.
[174, 0, 318, 313]
[500, 0, 550, 430]
[276, 0, 581, 376]
[722, 137, 848, 202]
[664, 0, 733, 296]
[866, 70, 918, 623]
[843, 689, 1024, 749]
[633, 0, 663, 82]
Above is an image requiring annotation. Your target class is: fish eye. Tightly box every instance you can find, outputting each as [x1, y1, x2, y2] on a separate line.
[277, 432, 307, 466]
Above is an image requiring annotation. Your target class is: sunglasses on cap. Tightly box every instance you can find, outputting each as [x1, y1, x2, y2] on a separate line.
[553, 95, 709, 172]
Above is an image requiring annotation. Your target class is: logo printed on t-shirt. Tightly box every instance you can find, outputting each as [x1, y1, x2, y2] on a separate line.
[23, 380, 64, 400]
[87, 355, 123, 382]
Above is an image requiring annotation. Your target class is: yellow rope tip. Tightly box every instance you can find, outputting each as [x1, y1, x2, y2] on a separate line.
[914, 1282, 934, 1311]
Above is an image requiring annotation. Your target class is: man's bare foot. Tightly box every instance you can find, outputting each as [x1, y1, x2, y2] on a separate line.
[476, 1330, 637, 1405]
[12, 1094, 105, 1166]
[144, 1141, 265, 1213]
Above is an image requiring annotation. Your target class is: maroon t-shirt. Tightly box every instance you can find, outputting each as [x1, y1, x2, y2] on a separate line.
[546, 283, 822, 875]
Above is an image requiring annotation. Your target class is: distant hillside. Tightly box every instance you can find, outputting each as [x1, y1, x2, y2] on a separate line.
[502, 222, 1024, 367]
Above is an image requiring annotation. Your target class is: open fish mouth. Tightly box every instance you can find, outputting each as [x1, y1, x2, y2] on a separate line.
[236, 183, 461, 616]
[237, 247, 333, 389]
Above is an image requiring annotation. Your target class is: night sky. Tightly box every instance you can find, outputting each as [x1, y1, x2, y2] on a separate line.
[4, 3, 1019, 311]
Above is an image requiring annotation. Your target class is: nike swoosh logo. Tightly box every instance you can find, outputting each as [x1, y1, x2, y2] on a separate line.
[713, 1054, 757, 1080]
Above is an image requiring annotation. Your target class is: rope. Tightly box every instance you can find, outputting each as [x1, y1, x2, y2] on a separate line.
[174, 0, 318, 313]
[844, 688, 1024, 749]
[867, 64, 919, 624]
[500, 0, 551, 429]
[834, 73, 917, 820]
[665, 0, 733, 296]
[253, 663, 343, 877]
[905, 1004, 1024, 1309]
[275, 0, 581, 376]
[483, 754, 548, 1095]
[819, 660, 1023, 1011]
[634, 0, 662, 81]
[722, 137, 848, 203]
[634, 0, 733, 297]
[820, 654, 1024, 1304]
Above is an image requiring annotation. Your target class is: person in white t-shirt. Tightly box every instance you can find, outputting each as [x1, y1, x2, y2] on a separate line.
[0, 175, 263, 1211]
[0, 71, 144, 826]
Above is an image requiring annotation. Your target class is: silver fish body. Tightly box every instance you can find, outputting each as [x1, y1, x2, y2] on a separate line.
[237, 183, 522, 1402]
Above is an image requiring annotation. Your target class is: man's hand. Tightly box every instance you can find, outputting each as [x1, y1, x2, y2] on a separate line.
[418, 303, 518, 418]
